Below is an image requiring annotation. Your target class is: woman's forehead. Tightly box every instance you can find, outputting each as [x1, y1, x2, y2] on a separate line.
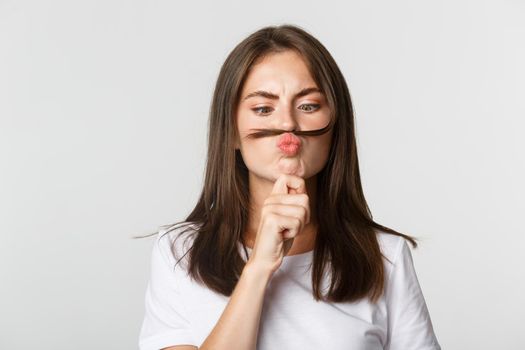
[242, 52, 315, 89]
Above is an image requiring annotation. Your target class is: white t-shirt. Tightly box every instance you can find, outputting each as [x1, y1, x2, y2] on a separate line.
[139, 224, 441, 350]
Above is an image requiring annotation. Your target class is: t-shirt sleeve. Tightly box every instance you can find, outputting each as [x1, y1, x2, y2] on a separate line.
[138, 229, 198, 350]
[384, 238, 442, 350]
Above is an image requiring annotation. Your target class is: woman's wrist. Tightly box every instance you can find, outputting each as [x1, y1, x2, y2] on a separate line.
[243, 260, 273, 285]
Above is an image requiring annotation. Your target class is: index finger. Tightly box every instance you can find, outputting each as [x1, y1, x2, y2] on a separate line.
[271, 174, 307, 195]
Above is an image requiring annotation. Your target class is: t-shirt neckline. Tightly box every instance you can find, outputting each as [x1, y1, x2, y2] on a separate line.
[237, 241, 313, 268]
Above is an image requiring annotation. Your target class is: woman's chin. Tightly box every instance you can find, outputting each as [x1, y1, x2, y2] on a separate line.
[277, 158, 304, 177]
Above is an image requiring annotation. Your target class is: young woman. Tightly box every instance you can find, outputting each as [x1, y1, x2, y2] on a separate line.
[138, 24, 441, 350]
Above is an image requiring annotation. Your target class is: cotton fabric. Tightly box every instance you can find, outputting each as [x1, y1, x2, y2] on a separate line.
[139, 224, 441, 349]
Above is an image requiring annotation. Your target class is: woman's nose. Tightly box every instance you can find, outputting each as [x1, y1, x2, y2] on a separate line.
[275, 105, 298, 131]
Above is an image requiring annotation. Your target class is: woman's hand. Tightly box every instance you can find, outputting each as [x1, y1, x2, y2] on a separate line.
[247, 173, 311, 275]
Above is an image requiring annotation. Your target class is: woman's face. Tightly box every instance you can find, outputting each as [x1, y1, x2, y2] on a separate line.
[235, 50, 333, 182]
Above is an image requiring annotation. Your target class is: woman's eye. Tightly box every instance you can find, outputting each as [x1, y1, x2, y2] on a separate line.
[251, 104, 320, 116]
[299, 103, 320, 112]
[251, 106, 273, 115]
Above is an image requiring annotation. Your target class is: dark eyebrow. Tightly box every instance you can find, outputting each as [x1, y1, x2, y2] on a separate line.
[242, 87, 322, 102]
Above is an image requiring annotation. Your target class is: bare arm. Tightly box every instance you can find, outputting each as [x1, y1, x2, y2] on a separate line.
[162, 174, 308, 350]
[160, 262, 270, 350]
[198, 261, 272, 350]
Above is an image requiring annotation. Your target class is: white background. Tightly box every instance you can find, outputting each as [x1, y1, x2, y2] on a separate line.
[1, 0, 524, 349]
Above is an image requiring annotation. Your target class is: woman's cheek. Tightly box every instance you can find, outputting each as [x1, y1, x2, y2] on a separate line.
[247, 142, 270, 164]
[244, 141, 275, 173]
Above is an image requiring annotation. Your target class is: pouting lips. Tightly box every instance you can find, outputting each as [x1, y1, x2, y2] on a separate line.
[277, 133, 301, 156]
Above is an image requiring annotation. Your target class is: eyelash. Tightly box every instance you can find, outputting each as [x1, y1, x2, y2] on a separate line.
[251, 104, 321, 116]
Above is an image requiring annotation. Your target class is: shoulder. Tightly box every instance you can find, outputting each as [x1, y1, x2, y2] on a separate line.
[375, 229, 410, 269]
[155, 221, 200, 270]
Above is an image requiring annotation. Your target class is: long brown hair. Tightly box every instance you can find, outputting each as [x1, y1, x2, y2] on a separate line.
[135, 24, 418, 303]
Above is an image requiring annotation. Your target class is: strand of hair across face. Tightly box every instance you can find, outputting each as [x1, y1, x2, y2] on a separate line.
[244, 118, 334, 139]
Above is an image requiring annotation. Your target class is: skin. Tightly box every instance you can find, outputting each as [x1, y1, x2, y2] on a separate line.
[235, 49, 333, 255]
